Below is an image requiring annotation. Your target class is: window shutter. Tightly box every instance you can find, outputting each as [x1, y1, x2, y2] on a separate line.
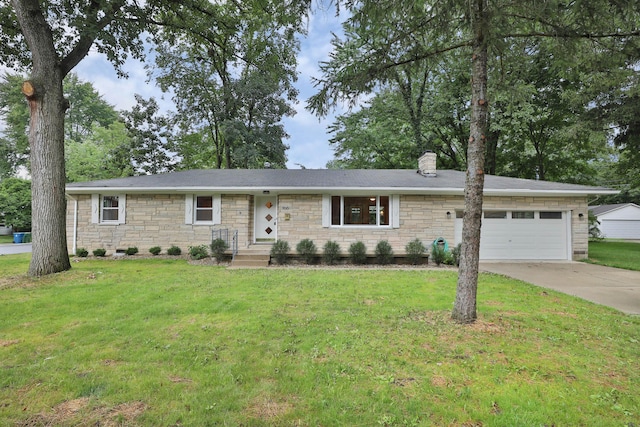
[322, 194, 330, 227]
[117, 194, 126, 224]
[391, 195, 400, 228]
[213, 194, 221, 224]
[91, 194, 99, 224]
[185, 194, 193, 224]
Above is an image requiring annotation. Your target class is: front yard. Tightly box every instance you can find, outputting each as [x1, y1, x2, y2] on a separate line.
[1, 254, 638, 426]
[586, 240, 640, 271]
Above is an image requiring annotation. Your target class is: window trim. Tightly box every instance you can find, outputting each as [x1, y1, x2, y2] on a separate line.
[91, 193, 126, 225]
[325, 195, 397, 228]
[185, 194, 221, 225]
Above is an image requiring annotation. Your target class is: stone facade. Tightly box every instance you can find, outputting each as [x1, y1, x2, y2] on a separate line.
[66, 194, 253, 254]
[67, 192, 589, 259]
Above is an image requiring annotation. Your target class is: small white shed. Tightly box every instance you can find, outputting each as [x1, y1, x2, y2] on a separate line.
[589, 203, 640, 239]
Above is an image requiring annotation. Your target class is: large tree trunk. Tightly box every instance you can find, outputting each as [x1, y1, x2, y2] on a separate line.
[12, 0, 71, 276]
[24, 76, 72, 276]
[451, 0, 489, 323]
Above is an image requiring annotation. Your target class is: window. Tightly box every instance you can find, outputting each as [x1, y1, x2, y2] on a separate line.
[484, 210, 507, 219]
[185, 194, 221, 225]
[195, 196, 213, 222]
[512, 211, 534, 219]
[540, 211, 562, 219]
[330, 196, 390, 226]
[91, 194, 126, 224]
[102, 196, 119, 222]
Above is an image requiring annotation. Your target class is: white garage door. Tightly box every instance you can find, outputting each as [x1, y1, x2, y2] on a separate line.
[600, 219, 640, 239]
[455, 210, 570, 260]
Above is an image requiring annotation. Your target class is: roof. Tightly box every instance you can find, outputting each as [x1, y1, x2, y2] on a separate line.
[589, 203, 640, 216]
[66, 168, 617, 197]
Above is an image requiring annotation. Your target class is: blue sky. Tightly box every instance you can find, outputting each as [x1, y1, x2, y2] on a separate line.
[71, 8, 349, 170]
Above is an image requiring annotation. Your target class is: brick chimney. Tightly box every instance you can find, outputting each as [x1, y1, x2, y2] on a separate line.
[418, 151, 437, 176]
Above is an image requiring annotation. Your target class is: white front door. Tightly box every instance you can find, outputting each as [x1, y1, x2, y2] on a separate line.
[254, 195, 277, 242]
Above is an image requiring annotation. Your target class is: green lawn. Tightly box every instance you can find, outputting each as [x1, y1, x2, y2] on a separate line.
[0, 234, 13, 244]
[1, 255, 638, 426]
[587, 240, 640, 271]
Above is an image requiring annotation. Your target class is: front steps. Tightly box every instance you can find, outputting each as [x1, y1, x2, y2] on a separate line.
[229, 245, 271, 268]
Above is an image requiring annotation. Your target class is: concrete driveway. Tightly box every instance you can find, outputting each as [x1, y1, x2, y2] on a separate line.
[480, 262, 640, 315]
[0, 243, 32, 256]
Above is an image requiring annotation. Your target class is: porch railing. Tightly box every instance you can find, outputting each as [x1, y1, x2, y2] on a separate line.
[212, 228, 238, 261]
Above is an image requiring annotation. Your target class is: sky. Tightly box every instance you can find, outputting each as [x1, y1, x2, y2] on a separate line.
[69, 7, 349, 170]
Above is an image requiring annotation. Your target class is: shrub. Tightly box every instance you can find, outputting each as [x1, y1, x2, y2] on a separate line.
[296, 238, 317, 265]
[323, 240, 341, 265]
[210, 238, 229, 264]
[375, 240, 394, 265]
[431, 244, 448, 266]
[149, 246, 162, 256]
[270, 240, 290, 265]
[92, 248, 107, 257]
[451, 243, 462, 267]
[76, 247, 89, 258]
[189, 245, 209, 260]
[348, 241, 367, 265]
[405, 239, 426, 265]
[125, 246, 139, 256]
[167, 245, 182, 256]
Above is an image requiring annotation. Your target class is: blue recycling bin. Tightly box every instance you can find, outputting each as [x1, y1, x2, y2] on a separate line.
[13, 232, 25, 243]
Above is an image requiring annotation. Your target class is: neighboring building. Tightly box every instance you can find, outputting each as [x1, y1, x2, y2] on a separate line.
[589, 203, 640, 240]
[65, 152, 617, 260]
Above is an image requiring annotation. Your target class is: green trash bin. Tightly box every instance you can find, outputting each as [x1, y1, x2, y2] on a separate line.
[23, 232, 32, 243]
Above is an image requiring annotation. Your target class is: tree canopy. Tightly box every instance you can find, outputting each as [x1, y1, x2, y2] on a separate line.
[311, 0, 640, 322]
[0, 0, 310, 276]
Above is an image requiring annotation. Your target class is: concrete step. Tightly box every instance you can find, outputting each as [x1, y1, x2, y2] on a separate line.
[229, 250, 271, 268]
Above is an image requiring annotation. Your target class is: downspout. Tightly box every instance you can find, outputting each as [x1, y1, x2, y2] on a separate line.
[66, 194, 78, 255]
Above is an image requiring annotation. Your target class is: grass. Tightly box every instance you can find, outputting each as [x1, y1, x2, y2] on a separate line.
[0, 234, 14, 244]
[586, 240, 640, 271]
[1, 255, 639, 426]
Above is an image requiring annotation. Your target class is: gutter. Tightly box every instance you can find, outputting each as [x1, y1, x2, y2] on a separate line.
[65, 193, 78, 255]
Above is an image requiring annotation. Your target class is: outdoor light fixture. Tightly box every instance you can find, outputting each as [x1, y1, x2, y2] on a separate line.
[263, 190, 270, 194]
[446, 211, 451, 219]
[578, 213, 584, 220]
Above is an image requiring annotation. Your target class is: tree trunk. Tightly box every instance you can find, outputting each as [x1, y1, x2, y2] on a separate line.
[24, 74, 72, 276]
[452, 0, 489, 323]
[12, 0, 71, 276]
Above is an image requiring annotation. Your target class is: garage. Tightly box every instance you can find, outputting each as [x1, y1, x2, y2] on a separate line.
[590, 203, 640, 240]
[455, 210, 570, 260]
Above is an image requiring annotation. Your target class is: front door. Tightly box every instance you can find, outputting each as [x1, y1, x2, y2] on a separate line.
[254, 195, 277, 242]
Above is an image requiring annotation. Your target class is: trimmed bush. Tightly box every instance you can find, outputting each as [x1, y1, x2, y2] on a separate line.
[149, 246, 162, 256]
[76, 248, 89, 258]
[167, 245, 182, 256]
[270, 240, 290, 265]
[92, 248, 107, 257]
[431, 244, 448, 266]
[323, 240, 341, 265]
[451, 243, 462, 267]
[125, 246, 139, 256]
[348, 241, 367, 265]
[189, 245, 209, 260]
[210, 238, 229, 264]
[405, 238, 426, 265]
[375, 240, 394, 265]
[296, 238, 317, 265]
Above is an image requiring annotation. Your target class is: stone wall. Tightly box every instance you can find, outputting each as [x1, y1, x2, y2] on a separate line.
[277, 194, 459, 254]
[66, 194, 252, 255]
